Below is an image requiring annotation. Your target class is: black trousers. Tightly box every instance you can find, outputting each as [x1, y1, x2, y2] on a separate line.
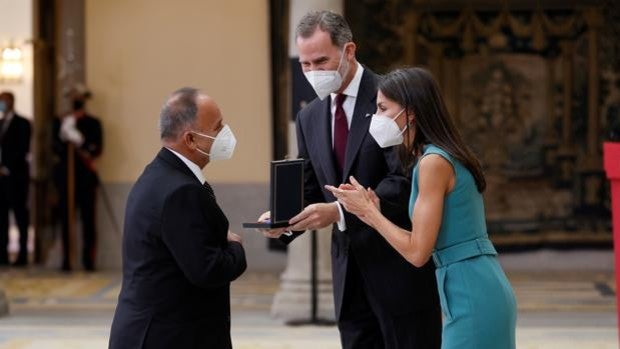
[338, 253, 442, 349]
[58, 179, 98, 270]
[0, 174, 29, 264]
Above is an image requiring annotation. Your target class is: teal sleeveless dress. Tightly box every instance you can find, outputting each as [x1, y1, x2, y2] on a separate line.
[409, 144, 516, 349]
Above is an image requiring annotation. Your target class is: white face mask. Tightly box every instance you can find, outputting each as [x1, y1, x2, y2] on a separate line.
[369, 109, 407, 148]
[192, 124, 237, 161]
[303, 45, 349, 100]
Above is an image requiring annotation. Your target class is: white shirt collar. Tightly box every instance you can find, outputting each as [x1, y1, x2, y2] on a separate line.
[330, 62, 364, 100]
[166, 147, 206, 184]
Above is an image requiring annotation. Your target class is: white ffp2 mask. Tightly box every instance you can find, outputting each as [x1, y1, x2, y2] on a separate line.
[303, 46, 348, 100]
[369, 109, 406, 148]
[192, 124, 237, 161]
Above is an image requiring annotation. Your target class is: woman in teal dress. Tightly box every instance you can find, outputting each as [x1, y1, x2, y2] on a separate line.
[326, 67, 517, 349]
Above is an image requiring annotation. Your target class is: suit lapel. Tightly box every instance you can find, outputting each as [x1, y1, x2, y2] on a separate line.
[157, 148, 227, 221]
[315, 98, 339, 185]
[157, 147, 200, 184]
[342, 70, 377, 181]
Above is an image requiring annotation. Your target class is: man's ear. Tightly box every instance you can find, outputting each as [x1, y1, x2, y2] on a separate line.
[345, 42, 356, 60]
[182, 131, 195, 149]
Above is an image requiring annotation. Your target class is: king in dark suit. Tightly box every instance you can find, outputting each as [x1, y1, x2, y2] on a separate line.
[0, 91, 32, 266]
[261, 11, 441, 349]
[109, 88, 246, 349]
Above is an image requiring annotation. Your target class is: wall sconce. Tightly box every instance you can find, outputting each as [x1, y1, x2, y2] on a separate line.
[0, 45, 24, 82]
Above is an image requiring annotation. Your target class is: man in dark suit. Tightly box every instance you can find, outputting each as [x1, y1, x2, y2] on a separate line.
[0, 91, 31, 266]
[53, 87, 103, 271]
[261, 11, 441, 349]
[109, 87, 246, 349]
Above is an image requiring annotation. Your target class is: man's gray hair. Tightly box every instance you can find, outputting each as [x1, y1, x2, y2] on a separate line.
[159, 87, 199, 140]
[295, 10, 352, 48]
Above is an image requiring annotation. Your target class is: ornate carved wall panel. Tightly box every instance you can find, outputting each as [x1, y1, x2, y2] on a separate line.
[345, 0, 617, 247]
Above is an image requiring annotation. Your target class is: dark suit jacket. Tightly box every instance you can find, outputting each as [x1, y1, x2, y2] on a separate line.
[0, 112, 31, 180]
[109, 148, 247, 349]
[282, 68, 439, 318]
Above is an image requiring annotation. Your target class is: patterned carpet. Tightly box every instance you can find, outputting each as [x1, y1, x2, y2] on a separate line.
[0, 269, 614, 312]
[0, 269, 279, 312]
[0, 268, 617, 348]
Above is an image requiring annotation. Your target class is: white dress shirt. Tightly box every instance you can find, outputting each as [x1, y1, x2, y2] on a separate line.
[328, 62, 364, 232]
[166, 147, 206, 184]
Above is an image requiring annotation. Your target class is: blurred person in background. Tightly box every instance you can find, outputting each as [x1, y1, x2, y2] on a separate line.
[52, 84, 103, 271]
[0, 91, 31, 266]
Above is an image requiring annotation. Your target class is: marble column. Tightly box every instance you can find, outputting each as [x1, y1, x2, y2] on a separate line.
[271, 0, 341, 323]
[271, 227, 335, 321]
[55, 0, 86, 115]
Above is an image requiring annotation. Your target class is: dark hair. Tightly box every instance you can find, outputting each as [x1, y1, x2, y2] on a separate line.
[379, 67, 487, 192]
[159, 87, 199, 140]
[0, 91, 15, 106]
[295, 10, 353, 48]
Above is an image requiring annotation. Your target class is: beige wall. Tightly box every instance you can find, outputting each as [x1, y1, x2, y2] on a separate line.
[85, 0, 272, 183]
